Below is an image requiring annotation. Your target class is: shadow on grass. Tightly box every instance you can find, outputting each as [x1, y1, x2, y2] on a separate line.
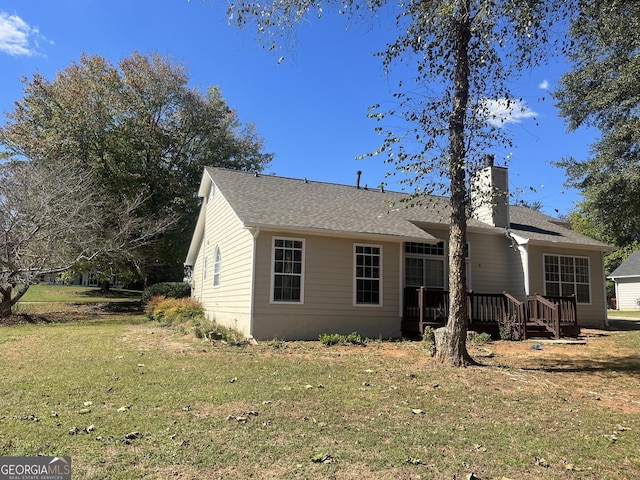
[523, 354, 640, 374]
[100, 301, 144, 314]
[606, 318, 640, 331]
[78, 289, 142, 299]
[2, 301, 144, 327]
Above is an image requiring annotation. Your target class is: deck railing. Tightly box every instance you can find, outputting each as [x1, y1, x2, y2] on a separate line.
[402, 287, 576, 339]
[526, 294, 577, 339]
[468, 292, 506, 323]
[503, 292, 527, 340]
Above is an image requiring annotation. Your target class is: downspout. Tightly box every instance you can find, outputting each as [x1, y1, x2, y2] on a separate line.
[505, 231, 529, 296]
[248, 226, 261, 339]
[200, 238, 205, 302]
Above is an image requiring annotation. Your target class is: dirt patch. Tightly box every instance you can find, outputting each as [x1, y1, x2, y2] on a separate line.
[0, 313, 52, 326]
[120, 323, 202, 355]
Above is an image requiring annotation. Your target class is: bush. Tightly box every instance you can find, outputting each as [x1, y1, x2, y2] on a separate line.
[141, 282, 191, 305]
[205, 323, 247, 346]
[145, 296, 205, 326]
[319, 332, 365, 346]
[145, 295, 166, 319]
[467, 331, 492, 346]
[421, 326, 436, 355]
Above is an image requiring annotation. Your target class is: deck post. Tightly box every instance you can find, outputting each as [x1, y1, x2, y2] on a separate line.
[553, 303, 560, 339]
[418, 286, 425, 335]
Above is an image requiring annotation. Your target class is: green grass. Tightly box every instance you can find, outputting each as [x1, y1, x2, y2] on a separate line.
[19, 284, 141, 303]
[1, 306, 639, 479]
[608, 309, 640, 318]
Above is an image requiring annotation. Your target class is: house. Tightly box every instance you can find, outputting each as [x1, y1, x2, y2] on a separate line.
[185, 164, 613, 340]
[608, 250, 640, 310]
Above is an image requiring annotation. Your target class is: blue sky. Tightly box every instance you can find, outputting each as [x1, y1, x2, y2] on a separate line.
[1, 1, 598, 217]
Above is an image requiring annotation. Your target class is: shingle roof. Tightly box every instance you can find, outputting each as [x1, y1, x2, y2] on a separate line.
[609, 250, 640, 278]
[204, 166, 613, 249]
[507, 205, 612, 248]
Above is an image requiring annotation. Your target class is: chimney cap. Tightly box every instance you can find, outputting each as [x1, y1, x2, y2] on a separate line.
[484, 154, 495, 168]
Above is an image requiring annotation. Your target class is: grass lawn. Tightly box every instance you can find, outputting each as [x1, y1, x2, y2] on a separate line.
[19, 284, 142, 303]
[608, 309, 640, 319]
[1, 305, 639, 479]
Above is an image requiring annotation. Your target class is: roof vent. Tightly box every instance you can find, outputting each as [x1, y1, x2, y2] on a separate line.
[356, 171, 362, 189]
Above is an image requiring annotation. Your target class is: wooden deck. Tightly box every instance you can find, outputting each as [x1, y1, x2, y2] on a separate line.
[402, 287, 578, 340]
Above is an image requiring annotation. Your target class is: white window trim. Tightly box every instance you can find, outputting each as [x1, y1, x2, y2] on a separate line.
[213, 246, 221, 288]
[542, 253, 592, 305]
[353, 243, 383, 307]
[270, 236, 305, 304]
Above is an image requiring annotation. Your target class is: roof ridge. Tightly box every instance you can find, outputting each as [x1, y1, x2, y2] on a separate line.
[204, 165, 451, 198]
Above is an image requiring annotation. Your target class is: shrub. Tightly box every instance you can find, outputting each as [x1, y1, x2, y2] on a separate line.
[499, 315, 523, 340]
[421, 326, 436, 355]
[267, 337, 286, 349]
[145, 296, 205, 326]
[145, 295, 166, 319]
[468, 331, 492, 346]
[141, 282, 191, 305]
[319, 332, 365, 346]
[205, 323, 247, 346]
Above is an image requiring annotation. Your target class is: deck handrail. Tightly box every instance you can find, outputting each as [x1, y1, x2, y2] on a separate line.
[527, 294, 560, 338]
[503, 291, 527, 340]
[542, 295, 577, 325]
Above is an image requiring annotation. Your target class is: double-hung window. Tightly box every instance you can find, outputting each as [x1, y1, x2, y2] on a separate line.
[355, 244, 382, 305]
[544, 254, 590, 303]
[272, 238, 304, 303]
[213, 247, 221, 288]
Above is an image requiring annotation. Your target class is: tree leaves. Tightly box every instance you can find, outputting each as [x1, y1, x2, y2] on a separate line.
[554, 2, 640, 250]
[0, 52, 272, 283]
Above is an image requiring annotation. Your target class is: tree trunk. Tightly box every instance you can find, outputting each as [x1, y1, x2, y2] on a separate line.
[0, 287, 13, 318]
[100, 280, 111, 293]
[434, 0, 476, 367]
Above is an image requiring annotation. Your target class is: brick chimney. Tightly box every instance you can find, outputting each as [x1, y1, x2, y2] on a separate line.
[470, 155, 510, 228]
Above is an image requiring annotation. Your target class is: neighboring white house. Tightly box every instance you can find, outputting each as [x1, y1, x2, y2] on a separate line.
[608, 250, 640, 310]
[39, 272, 124, 288]
[185, 165, 614, 340]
